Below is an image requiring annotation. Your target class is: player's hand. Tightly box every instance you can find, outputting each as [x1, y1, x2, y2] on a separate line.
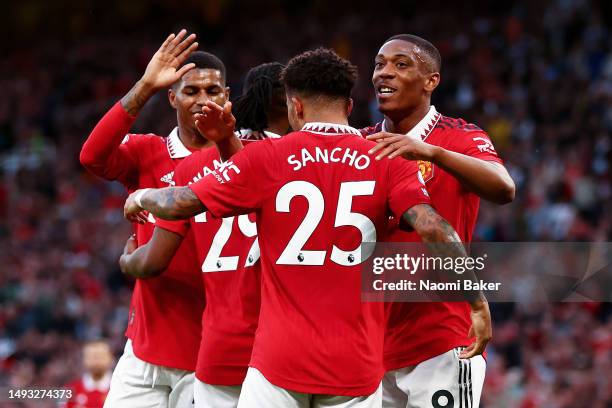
[367, 132, 438, 161]
[140, 29, 199, 90]
[123, 234, 138, 256]
[460, 297, 492, 359]
[124, 190, 148, 224]
[195, 101, 236, 143]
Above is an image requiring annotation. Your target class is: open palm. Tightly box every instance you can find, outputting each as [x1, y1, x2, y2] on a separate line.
[141, 29, 199, 90]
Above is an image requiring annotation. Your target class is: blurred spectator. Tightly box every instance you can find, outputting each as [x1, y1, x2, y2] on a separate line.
[0, 0, 609, 406]
[62, 340, 113, 408]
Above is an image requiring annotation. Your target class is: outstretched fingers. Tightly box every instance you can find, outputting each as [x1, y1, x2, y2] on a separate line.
[173, 34, 197, 57]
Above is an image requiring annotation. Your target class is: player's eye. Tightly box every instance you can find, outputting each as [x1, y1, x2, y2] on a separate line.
[396, 62, 408, 68]
[374, 61, 384, 69]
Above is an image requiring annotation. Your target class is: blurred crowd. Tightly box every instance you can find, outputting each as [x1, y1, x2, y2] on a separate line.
[0, 0, 610, 406]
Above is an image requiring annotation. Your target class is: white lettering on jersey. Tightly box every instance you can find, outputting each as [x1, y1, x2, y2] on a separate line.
[188, 159, 237, 185]
[472, 137, 497, 155]
[287, 147, 370, 171]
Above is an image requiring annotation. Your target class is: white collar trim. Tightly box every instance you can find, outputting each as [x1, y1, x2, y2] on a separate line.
[263, 130, 281, 139]
[166, 127, 192, 159]
[302, 122, 361, 136]
[82, 371, 112, 392]
[382, 105, 440, 141]
[236, 128, 282, 140]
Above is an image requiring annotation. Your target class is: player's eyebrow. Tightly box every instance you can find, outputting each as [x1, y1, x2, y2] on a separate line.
[376, 53, 412, 59]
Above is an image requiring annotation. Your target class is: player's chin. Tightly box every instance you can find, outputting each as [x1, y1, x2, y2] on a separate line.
[376, 98, 399, 116]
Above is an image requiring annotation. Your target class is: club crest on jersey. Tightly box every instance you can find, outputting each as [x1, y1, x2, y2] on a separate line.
[160, 171, 175, 186]
[417, 160, 434, 183]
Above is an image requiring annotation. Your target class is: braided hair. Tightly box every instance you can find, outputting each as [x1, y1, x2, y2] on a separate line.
[234, 62, 286, 133]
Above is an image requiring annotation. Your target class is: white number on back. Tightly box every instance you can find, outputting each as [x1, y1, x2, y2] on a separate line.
[276, 181, 326, 265]
[195, 214, 260, 272]
[275, 180, 376, 266]
[331, 181, 376, 265]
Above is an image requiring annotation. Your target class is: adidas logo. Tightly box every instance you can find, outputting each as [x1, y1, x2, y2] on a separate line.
[160, 171, 175, 186]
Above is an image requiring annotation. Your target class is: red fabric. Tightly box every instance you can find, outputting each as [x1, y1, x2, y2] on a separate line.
[79, 101, 204, 371]
[157, 145, 262, 386]
[64, 377, 109, 408]
[362, 115, 502, 369]
[189, 129, 430, 396]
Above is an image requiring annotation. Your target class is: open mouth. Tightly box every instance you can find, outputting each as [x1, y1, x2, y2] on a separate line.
[376, 85, 397, 96]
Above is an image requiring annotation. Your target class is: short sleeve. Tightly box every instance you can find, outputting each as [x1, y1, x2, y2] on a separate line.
[456, 130, 503, 163]
[189, 144, 265, 218]
[155, 218, 190, 237]
[387, 158, 432, 218]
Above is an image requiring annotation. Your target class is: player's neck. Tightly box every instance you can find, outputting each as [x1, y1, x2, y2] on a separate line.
[302, 112, 349, 127]
[266, 118, 289, 136]
[178, 128, 214, 150]
[385, 103, 431, 135]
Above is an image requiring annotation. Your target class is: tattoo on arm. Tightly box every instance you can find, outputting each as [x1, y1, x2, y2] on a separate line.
[402, 204, 461, 244]
[141, 187, 206, 220]
[120, 81, 155, 116]
[402, 204, 485, 303]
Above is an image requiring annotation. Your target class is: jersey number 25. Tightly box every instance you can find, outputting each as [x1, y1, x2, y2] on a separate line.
[276, 180, 376, 266]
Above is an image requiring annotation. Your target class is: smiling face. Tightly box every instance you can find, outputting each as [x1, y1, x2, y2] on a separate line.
[169, 68, 229, 139]
[372, 39, 440, 121]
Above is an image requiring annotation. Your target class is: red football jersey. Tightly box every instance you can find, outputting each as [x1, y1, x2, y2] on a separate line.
[362, 106, 503, 369]
[189, 123, 431, 396]
[156, 142, 263, 386]
[80, 102, 204, 371]
[63, 372, 111, 408]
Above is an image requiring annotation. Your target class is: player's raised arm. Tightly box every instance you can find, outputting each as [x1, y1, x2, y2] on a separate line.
[79, 30, 198, 181]
[119, 228, 184, 278]
[122, 29, 198, 115]
[124, 186, 206, 221]
[368, 131, 515, 204]
[401, 203, 493, 358]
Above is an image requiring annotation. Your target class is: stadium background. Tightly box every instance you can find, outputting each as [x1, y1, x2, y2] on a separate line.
[0, 0, 610, 406]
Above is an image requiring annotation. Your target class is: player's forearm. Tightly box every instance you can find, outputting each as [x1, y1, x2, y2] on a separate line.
[119, 248, 164, 278]
[402, 204, 486, 306]
[216, 133, 244, 162]
[430, 147, 515, 204]
[79, 102, 137, 175]
[120, 80, 157, 117]
[140, 187, 206, 220]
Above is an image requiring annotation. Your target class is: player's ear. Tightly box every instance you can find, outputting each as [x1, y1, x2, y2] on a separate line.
[168, 88, 178, 109]
[291, 96, 304, 119]
[346, 98, 354, 116]
[424, 72, 440, 93]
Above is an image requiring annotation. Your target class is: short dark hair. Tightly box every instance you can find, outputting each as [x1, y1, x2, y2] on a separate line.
[281, 48, 357, 99]
[179, 51, 226, 83]
[234, 62, 286, 132]
[385, 34, 441, 73]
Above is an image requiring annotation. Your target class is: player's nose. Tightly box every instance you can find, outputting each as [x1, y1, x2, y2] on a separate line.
[196, 92, 210, 107]
[376, 64, 395, 79]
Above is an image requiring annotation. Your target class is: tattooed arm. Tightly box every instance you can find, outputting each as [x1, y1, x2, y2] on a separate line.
[124, 186, 206, 222]
[80, 31, 198, 182]
[401, 203, 492, 358]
